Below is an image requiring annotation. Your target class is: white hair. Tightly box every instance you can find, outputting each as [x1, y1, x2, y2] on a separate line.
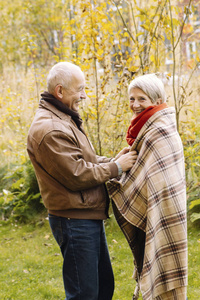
[47, 62, 83, 94]
[128, 74, 167, 103]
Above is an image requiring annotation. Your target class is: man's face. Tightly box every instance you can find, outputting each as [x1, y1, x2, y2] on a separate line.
[61, 70, 86, 112]
[129, 87, 153, 118]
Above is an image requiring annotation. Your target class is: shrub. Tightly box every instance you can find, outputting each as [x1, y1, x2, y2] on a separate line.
[181, 109, 200, 226]
[0, 160, 44, 222]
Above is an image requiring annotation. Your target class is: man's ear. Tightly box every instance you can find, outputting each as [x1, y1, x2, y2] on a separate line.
[156, 98, 162, 105]
[54, 84, 63, 100]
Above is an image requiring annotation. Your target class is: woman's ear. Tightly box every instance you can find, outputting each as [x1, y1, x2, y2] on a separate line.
[156, 98, 162, 105]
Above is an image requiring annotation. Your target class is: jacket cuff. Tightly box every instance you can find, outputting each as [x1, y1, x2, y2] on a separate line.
[108, 162, 119, 179]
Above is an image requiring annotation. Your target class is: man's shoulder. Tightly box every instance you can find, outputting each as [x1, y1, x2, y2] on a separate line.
[28, 107, 73, 142]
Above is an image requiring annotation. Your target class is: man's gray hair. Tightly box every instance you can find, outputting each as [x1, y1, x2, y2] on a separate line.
[47, 62, 83, 94]
[128, 74, 167, 103]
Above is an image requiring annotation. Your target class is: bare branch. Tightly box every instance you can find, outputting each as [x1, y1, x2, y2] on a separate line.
[174, 0, 193, 50]
[39, 30, 57, 56]
[112, 0, 136, 44]
[128, 1, 145, 73]
[147, 0, 168, 57]
[168, 0, 179, 128]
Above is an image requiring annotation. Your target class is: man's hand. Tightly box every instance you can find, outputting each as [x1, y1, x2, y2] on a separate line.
[115, 150, 137, 172]
[114, 147, 130, 160]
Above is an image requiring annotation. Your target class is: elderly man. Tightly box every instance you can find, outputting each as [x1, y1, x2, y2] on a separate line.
[27, 61, 137, 300]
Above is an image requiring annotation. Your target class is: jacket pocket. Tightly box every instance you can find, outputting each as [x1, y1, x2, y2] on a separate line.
[80, 185, 107, 209]
[80, 191, 85, 203]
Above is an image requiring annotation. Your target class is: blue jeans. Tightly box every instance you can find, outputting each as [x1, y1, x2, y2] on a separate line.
[48, 215, 114, 300]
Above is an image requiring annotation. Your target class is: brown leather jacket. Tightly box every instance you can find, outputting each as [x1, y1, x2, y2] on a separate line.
[27, 100, 118, 219]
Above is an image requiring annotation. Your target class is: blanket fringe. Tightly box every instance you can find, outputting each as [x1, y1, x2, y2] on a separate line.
[132, 267, 140, 300]
[132, 282, 140, 300]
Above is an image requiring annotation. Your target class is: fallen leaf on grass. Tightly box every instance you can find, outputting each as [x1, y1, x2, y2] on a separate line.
[44, 243, 53, 247]
[4, 237, 14, 241]
[112, 239, 118, 244]
[22, 234, 33, 241]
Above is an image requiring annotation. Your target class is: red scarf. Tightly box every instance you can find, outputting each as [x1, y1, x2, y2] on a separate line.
[126, 103, 168, 146]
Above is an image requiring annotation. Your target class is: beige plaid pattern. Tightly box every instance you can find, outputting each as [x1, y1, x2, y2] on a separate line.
[155, 286, 187, 299]
[107, 108, 187, 300]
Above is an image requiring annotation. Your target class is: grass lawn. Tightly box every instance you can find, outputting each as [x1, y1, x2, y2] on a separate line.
[0, 215, 200, 300]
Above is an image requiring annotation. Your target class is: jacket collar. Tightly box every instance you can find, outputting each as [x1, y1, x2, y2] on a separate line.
[40, 91, 83, 129]
[39, 99, 71, 121]
[39, 100, 86, 135]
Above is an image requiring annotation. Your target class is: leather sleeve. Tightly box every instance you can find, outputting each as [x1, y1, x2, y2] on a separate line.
[35, 130, 118, 192]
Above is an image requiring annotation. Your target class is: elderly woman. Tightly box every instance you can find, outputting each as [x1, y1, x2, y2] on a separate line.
[107, 74, 187, 300]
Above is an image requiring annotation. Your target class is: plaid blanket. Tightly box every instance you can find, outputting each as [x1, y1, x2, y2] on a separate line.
[107, 107, 187, 299]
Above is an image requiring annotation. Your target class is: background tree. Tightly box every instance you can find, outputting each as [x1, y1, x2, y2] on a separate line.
[0, 0, 200, 224]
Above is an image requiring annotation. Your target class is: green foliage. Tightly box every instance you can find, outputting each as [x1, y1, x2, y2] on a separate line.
[187, 225, 200, 298]
[0, 160, 44, 222]
[0, 0, 199, 229]
[0, 217, 200, 299]
[181, 109, 200, 225]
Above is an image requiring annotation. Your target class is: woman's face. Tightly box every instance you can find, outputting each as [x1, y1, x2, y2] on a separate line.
[129, 87, 153, 117]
